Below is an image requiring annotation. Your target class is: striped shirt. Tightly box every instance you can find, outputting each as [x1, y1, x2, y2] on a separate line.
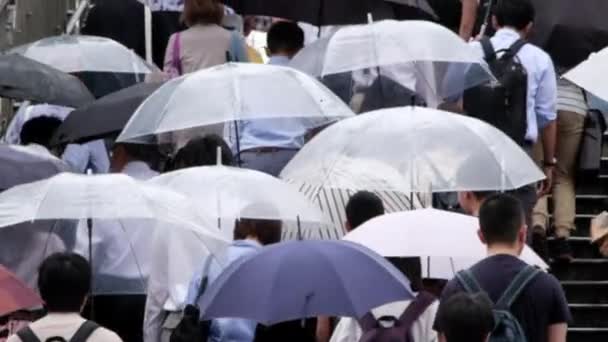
[557, 78, 588, 116]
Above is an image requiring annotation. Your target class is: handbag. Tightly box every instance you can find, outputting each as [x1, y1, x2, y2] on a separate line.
[578, 107, 607, 175]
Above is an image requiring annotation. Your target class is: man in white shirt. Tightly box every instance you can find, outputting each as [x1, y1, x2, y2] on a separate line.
[9, 253, 122, 342]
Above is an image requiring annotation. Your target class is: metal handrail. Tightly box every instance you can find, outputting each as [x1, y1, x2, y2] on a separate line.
[65, 0, 89, 34]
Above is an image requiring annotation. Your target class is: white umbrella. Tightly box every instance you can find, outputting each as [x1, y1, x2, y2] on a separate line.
[10, 35, 156, 74]
[563, 47, 608, 102]
[343, 209, 549, 278]
[149, 166, 332, 239]
[280, 107, 545, 193]
[0, 144, 69, 190]
[117, 63, 355, 146]
[290, 20, 493, 108]
[0, 173, 227, 294]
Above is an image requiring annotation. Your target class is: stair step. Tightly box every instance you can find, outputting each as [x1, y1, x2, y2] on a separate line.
[548, 237, 602, 259]
[570, 303, 608, 328]
[551, 259, 608, 281]
[562, 281, 608, 304]
[568, 327, 608, 342]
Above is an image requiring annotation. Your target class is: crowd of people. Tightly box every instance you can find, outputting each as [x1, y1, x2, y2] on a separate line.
[3, 0, 608, 341]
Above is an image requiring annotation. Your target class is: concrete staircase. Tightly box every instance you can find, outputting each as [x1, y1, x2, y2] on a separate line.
[549, 157, 608, 342]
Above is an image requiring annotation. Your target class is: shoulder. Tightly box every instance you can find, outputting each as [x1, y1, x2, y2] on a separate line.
[521, 43, 555, 70]
[528, 270, 563, 293]
[90, 326, 123, 341]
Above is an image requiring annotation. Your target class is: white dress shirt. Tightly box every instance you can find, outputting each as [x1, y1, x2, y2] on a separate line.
[470, 28, 557, 143]
[7, 313, 122, 342]
[330, 299, 439, 342]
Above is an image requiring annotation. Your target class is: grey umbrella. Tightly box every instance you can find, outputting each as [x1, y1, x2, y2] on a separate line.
[0, 54, 94, 108]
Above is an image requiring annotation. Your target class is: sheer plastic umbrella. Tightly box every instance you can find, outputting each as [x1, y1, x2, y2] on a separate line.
[280, 107, 545, 193]
[10, 35, 159, 98]
[0, 173, 227, 294]
[0, 54, 94, 108]
[0, 265, 43, 316]
[563, 47, 608, 102]
[150, 166, 332, 240]
[0, 144, 69, 191]
[290, 20, 494, 108]
[2, 103, 72, 144]
[117, 63, 355, 147]
[343, 209, 549, 277]
[199, 240, 413, 323]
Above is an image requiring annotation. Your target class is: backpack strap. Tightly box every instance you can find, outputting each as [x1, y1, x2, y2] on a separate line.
[479, 37, 497, 62]
[358, 312, 380, 334]
[397, 292, 436, 329]
[69, 321, 99, 342]
[501, 39, 527, 61]
[495, 266, 541, 310]
[172, 32, 183, 76]
[455, 270, 484, 295]
[16, 327, 41, 342]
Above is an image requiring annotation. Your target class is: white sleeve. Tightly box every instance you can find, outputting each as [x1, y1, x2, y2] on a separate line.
[330, 318, 362, 342]
[85, 140, 110, 174]
[62, 144, 91, 173]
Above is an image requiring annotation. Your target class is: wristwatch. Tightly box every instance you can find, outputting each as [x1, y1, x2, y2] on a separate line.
[543, 157, 557, 167]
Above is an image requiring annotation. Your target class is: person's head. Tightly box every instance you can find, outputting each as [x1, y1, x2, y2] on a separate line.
[38, 253, 91, 313]
[168, 135, 234, 171]
[20, 116, 63, 149]
[492, 0, 535, 36]
[266, 21, 305, 58]
[344, 191, 385, 232]
[181, 0, 224, 27]
[233, 218, 282, 245]
[437, 293, 495, 342]
[457, 191, 498, 216]
[110, 143, 157, 172]
[478, 194, 527, 254]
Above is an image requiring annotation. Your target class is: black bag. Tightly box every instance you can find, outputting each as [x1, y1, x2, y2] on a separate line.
[578, 108, 607, 175]
[169, 258, 213, 342]
[17, 321, 99, 342]
[463, 38, 528, 146]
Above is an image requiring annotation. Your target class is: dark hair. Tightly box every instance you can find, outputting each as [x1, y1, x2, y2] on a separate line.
[438, 293, 495, 342]
[181, 0, 224, 27]
[114, 143, 159, 163]
[38, 253, 91, 313]
[20, 116, 63, 148]
[494, 0, 535, 30]
[479, 194, 525, 245]
[345, 191, 385, 230]
[472, 191, 498, 201]
[234, 218, 282, 245]
[267, 21, 304, 55]
[169, 135, 234, 171]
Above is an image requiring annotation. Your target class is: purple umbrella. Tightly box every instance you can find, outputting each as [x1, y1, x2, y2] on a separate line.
[199, 240, 413, 324]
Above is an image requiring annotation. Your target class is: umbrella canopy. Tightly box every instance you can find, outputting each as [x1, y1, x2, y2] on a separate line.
[529, 0, 608, 69]
[280, 107, 545, 193]
[199, 240, 413, 323]
[343, 209, 548, 272]
[117, 63, 355, 145]
[10, 35, 156, 74]
[52, 82, 163, 145]
[2, 103, 72, 144]
[290, 20, 493, 107]
[0, 265, 43, 316]
[150, 166, 332, 239]
[0, 173, 228, 294]
[0, 144, 69, 191]
[223, 0, 437, 26]
[563, 47, 608, 103]
[0, 54, 94, 108]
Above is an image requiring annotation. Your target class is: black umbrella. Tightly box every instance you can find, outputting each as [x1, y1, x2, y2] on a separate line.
[530, 0, 608, 69]
[52, 82, 163, 145]
[223, 0, 437, 26]
[0, 54, 94, 108]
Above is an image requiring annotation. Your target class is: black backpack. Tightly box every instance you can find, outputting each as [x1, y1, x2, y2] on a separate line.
[463, 38, 528, 146]
[16, 320, 99, 342]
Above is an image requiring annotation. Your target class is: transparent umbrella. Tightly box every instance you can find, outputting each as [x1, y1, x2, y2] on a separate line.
[149, 166, 332, 240]
[0, 144, 69, 190]
[563, 47, 608, 102]
[343, 209, 549, 277]
[280, 107, 545, 193]
[0, 173, 228, 294]
[117, 63, 355, 147]
[290, 20, 494, 108]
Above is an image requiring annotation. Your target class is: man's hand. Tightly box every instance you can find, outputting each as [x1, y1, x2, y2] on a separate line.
[537, 166, 554, 197]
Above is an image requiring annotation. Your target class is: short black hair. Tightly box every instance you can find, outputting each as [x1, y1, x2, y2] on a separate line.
[234, 218, 282, 245]
[267, 21, 304, 55]
[472, 191, 498, 201]
[115, 142, 160, 163]
[437, 293, 495, 342]
[479, 193, 525, 245]
[494, 0, 535, 30]
[169, 135, 234, 171]
[38, 253, 91, 313]
[345, 191, 385, 230]
[20, 116, 63, 148]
